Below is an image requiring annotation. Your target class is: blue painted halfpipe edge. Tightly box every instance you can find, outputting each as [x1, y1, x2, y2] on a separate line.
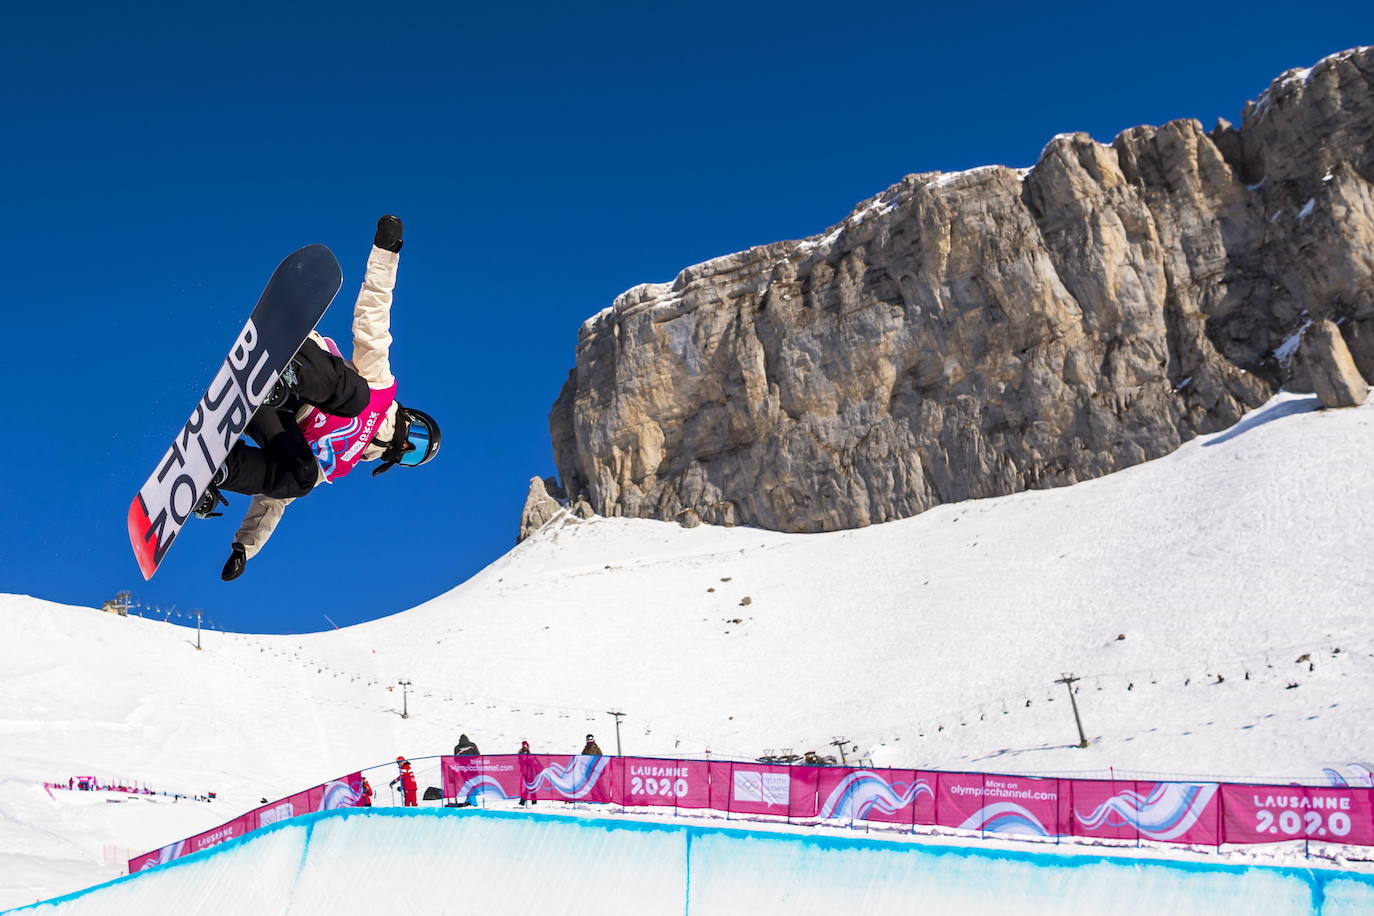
[6, 806, 1373, 913]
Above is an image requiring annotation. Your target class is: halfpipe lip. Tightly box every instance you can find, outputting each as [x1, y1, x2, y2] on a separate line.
[9, 806, 1373, 914]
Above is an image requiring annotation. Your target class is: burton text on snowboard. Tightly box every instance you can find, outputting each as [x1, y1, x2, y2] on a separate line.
[127, 244, 343, 579]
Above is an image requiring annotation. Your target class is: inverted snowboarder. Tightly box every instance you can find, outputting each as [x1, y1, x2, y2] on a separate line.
[200, 215, 441, 581]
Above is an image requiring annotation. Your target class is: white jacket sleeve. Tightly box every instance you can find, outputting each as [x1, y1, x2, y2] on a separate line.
[351, 247, 399, 387]
[234, 495, 294, 560]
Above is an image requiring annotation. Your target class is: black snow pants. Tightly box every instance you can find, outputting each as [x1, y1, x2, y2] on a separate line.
[219, 339, 370, 499]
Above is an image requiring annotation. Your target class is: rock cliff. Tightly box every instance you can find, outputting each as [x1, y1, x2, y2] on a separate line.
[547, 47, 1374, 535]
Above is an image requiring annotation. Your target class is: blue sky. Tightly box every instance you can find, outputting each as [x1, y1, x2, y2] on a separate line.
[0, 2, 1364, 633]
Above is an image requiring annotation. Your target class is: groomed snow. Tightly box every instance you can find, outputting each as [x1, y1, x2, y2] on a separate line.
[16, 809, 1374, 916]
[5, 390, 1374, 905]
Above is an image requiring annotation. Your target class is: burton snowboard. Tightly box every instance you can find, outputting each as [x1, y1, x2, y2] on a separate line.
[127, 244, 343, 579]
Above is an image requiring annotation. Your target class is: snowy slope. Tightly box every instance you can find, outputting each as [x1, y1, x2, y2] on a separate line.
[337, 390, 1374, 778]
[4, 391, 1374, 906]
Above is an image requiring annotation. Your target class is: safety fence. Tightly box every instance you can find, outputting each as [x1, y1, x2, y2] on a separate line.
[127, 772, 365, 873]
[129, 756, 1374, 873]
[444, 754, 1374, 848]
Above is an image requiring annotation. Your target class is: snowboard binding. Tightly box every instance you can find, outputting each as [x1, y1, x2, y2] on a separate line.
[194, 467, 230, 519]
[193, 484, 228, 519]
[262, 359, 301, 411]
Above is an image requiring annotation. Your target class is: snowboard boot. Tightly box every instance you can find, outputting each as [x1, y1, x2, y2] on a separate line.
[193, 467, 229, 519]
[261, 358, 300, 410]
[374, 215, 403, 253]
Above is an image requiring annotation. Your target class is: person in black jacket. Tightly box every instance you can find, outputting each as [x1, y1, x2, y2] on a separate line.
[453, 734, 480, 756]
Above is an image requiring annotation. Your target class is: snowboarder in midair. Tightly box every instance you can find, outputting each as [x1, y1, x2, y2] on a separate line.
[196, 216, 441, 580]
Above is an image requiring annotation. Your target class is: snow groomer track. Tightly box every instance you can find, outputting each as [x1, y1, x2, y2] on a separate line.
[9, 808, 1374, 915]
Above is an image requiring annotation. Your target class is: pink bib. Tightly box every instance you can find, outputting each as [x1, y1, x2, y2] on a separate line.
[297, 338, 397, 482]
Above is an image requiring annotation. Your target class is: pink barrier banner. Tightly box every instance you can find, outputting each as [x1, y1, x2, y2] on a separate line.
[128, 772, 364, 873]
[621, 756, 712, 810]
[707, 761, 820, 819]
[443, 755, 523, 804]
[790, 767, 822, 819]
[531, 754, 617, 804]
[936, 771, 1061, 837]
[1221, 784, 1374, 845]
[129, 756, 1374, 876]
[1067, 780, 1220, 844]
[815, 768, 934, 825]
[451, 754, 619, 805]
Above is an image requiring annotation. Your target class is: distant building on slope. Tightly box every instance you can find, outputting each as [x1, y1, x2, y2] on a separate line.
[101, 591, 133, 617]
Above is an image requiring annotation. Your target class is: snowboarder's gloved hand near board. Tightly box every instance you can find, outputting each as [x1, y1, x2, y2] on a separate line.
[203, 216, 442, 581]
[222, 544, 247, 581]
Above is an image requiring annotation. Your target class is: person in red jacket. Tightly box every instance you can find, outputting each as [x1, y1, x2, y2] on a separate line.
[391, 757, 418, 807]
[359, 776, 374, 808]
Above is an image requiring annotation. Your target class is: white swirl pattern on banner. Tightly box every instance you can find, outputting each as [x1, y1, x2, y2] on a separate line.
[456, 774, 511, 802]
[321, 778, 361, 810]
[526, 756, 610, 799]
[140, 840, 185, 871]
[818, 771, 933, 820]
[956, 802, 1053, 836]
[1073, 783, 1217, 841]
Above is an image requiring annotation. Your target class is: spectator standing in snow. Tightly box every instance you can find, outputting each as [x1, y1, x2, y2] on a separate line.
[453, 734, 480, 756]
[518, 740, 538, 807]
[359, 776, 373, 807]
[581, 734, 603, 756]
[390, 757, 418, 807]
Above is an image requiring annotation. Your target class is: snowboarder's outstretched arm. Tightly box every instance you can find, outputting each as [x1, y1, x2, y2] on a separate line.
[351, 217, 402, 388]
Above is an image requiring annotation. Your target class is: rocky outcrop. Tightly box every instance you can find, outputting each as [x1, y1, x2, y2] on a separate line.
[550, 47, 1374, 534]
[517, 477, 563, 543]
[1304, 320, 1370, 407]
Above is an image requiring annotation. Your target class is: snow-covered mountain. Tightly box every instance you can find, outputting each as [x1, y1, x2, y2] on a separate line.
[5, 390, 1374, 907]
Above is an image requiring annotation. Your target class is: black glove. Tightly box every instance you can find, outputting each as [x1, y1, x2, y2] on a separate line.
[221, 543, 247, 581]
[374, 215, 403, 252]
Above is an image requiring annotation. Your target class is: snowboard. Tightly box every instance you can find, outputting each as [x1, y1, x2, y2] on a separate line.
[127, 244, 343, 580]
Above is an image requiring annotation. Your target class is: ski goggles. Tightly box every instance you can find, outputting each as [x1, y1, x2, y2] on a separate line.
[400, 414, 436, 466]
